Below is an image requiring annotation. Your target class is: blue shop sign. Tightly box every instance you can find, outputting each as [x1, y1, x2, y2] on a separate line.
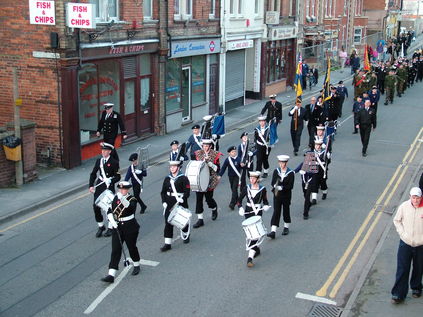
[170, 39, 221, 58]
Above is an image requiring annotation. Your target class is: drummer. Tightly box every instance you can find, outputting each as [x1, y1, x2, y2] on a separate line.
[192, 139, 223, 228]
[124, 153, 147, 214]
[218, 146, 242, 210]
[237, 171, 271, 268]
[160, 160, 191, 251]
[89, 143, 121, 238]
[101, 181, 140, 283]
[254, 116, 271, 178]
[267, 155, 295, 239]
[186, 124, 202, 160]
[169, 140, 188, 164]
[238, 132, 255, 190]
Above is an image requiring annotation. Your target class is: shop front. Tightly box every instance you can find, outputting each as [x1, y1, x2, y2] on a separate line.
[165, 38, 221, 133]
[77, 40, 159, 160]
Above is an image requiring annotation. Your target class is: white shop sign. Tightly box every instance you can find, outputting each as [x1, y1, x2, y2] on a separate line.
[66, 3, 96, 29]
[268, 26, 298, 41]
[227, 40, 254, 51]
[29, 0, 55, 25]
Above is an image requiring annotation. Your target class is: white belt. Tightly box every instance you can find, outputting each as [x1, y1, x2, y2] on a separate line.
[246, 203, 261, 208]
[118, 215, 134, 222]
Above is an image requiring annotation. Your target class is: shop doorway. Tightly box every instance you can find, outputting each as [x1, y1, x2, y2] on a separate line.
[181, 66, 191, 122]
[209, 63, 219, 114]
[124, 79, 137, 137]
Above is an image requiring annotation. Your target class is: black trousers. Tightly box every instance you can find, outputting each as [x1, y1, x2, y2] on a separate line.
[353, 113, 358, 133]
[359, 124, 372, 154]
[195, 190, 217, 214]
[302, 179, 313, 217]
[132, 183, 147, 210]
[271, 193, 292, 226]
[164, 206, 188, 239]
[256, 146, 271, 171]
[308, 125, 317, 148]
[338, 96, 345, 117]
[377, 80, 385, 94]
[109, 226, 140, 270]
[240, 163, 254, 191]
[290, 128, 303, 152]
[228, 175, 240, 207]
[104, 137, 119, 161]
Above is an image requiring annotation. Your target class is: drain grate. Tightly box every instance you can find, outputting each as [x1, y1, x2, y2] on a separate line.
[307, 303, 343, 317]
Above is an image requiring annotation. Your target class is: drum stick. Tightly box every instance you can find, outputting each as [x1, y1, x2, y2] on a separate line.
[94, 181, 105, 188]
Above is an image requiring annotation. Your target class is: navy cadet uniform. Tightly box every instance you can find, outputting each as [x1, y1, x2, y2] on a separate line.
[254, 116, 271, 178]
[260, 95, 282, 124]
[101, 181, 141, 283]
[288, 102, 309, 156]
[267, 155, 295, 238]
[336, 81, 348, 117]
[169, 140, 188, 165]
[218, 146, 242, 210]
[160, 161, 191, 252]
[89, 143, 121, 238]
[124, 153, 147, 214]
[238, 132, 255, 191]
[186, 124, 202, 160]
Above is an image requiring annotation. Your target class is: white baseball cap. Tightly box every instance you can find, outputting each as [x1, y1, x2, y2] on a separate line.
[409, 187, 422, 197]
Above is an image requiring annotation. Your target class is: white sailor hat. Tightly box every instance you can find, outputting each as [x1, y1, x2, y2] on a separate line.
[314, 139, 324, 145]
[203, 115, 213, 121]
[249, 171, 261, 178]
[103, 103, 114, 109]
[117, 181, 132, 189]
[410, 187, 422, 197]
[269, 94, 277, 99]
[316, 126, 325, 130]
[169, 160, 181, 166]
[202, 139, 213, 144]
[277, 155, 290, 162]
[101, 142, 114, 150]
[258, 115, 267, 121]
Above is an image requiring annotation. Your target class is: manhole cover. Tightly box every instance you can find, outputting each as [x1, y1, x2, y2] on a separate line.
[307, 303, 342, 317]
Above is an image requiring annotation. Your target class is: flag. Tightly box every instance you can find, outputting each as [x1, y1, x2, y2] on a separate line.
[400, 43, 404, 58]
[322, 57, 331, 102]
[293, 56, 303, 98]
[211, 114, 225, 136]
[363, 45, 370, 71]
[269, 119, 279, 146]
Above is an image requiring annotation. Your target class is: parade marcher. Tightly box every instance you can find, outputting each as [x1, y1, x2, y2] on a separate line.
[169, 140, 188, 164]
[376, 62, 387, 94]
[384, 68, 397, 105]
[305, 96, 324, 149]
[96, 103, 127, 161]
[186, 124, 202, 160]
[324, 86, 340, 122]
[237, 171, 270, 267]
[336, 81, 349, 117]
[218, 146, 242, 210]
[289, 99, 309, 156]
[416, 56, 423, 82]
[89, 143, 121, 238]
[408, 60, 417, 87]
[160, 161, 191, 252]
[391, 187, 423, 304]
[312, 66, 319, 86]
[238, 132, 255, 191]
[368, 86, 380, 125]
[101, 181, 141, 283]
[254, 116, 271, 178]
[124, 153, 147, 214]
[352, 95, 364, 134]
[267, 155, 295, 238]
[260, 95, 282, 124]
[354, 70, 370, 99]
[310, 137, 331, 205]
[396, 63, 407, 97]
[355, 99, 377, 157]
[193, 139, 222, 228]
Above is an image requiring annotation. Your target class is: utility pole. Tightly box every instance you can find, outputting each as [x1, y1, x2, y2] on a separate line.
[13, 67, 23, 186]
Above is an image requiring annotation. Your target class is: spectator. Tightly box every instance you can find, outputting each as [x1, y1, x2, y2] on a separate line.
[376, 39, 386, 61]
[339, 47, 348, 72]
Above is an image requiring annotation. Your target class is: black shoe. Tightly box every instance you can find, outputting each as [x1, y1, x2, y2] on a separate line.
[391, 296, 404, 304]
[228, 204, 235, 211]
[303, 214, 309, 220]
[384, 101, 388, 105]
[267, 231, 276, 239]
[247, 257, 254, 268]
[294, 151, 298, 156]
[362, 152, 367, 157]
[96, 226, 105, 238]
[311, 199, 317, 205]
[183, 235, 190, 244]
[262, 172, 268, 178]
[103, 228, 113, 237]
[140, 205, 147, 214]
[412, 290, 422, 298]
[131, 266, 140, 276]
[101, 275, 114, 283]
[352, 131, 358, 134]
[160, 244, 172, 252]
[193, 219, 204, 228]
[282, 227, 289, 235]
[211, 208, 218, 221]
[322, 193, 327, 200]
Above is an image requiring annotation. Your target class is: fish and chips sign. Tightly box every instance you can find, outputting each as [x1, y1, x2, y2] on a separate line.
[66, 3, 96, 29]
[29, 0, 55, 25]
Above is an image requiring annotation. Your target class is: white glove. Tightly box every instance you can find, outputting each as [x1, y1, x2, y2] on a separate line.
[162, 202, 167, 209]
[104, 177, 111, 187]
[248, 151, 254, 157]
[322, 144, 327, 150]
[207, 161, 218, 172]
[276, 186, 283, 191]
[107, 213, 118, 229]
[135, 169, 142, 174]
[327, 152, 331, 159]
[121, 196, 130, 208]
[180, 157, 185, 161]
[212, 134, 217, 139]
[117, 192, 123, 199]
[238, 207, 245, 216]
[299, 170, 306, 175]
[176, 197, 184, 204]
[262, 205, 271, 212]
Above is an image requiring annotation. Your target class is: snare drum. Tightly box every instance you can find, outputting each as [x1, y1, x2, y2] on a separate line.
[185, 160, 210, 192]
[168, 205, 192, 229]
[242, 216, 267, 241]
[95, 189, 115, 212]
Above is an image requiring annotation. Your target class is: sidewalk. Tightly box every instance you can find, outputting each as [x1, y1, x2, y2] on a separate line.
[0, 68, 352, 224]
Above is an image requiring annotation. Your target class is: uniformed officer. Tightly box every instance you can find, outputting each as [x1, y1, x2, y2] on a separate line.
[254, 116, 271, 177]
[396, 64, 407, 97]
[101, 181, 141, 283]
[89, 143, 121, 237]
[260, 94, 282, 124]
[267, 155, 295, 238]
[186, 125, 202, 160]
[355, 100, 377, 157]
[289, 99, 309, 156]
[218, 146, 242, 210]
[124, 153, 147, 214]
[160, 161, 191, 251]
[384, 68, 397, 105]
[96, 103, 127, 161]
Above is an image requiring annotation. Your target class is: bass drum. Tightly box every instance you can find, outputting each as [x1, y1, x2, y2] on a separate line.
[185, 161, 210, 192]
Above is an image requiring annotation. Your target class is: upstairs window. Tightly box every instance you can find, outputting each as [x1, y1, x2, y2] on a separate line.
[91, 0, 118, 22]
[174, 0, 192, 20]
[143, 0, 152, 20]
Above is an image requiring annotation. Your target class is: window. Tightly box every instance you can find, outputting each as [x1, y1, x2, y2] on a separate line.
[254, 0, 259, 15]
[166, 59, 181, 112]
[230, 0, 235, 15]
[266, 40, 294, 83]
[354, 28, 362, 44]
[174, 0, 192, 19]
[210, 0, 216, 17]
[191, 56, 206, 105]
[270, 0, 280, 11]
[238, 0, 243, 14]
[91, 0, 118, 22]
[230, 0, 244, 16]
[143, 0, 152, 20]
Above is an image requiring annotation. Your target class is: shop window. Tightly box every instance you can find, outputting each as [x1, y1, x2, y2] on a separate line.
[139, 54, 151, 75]
[266, 41, 287, 83]
[166, 59, 181, 113]
[91, 0, 119, 22]
[191, 56, 206, 106]
[143, 0, 152, 20]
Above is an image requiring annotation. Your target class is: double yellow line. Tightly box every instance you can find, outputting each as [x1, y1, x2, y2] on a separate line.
[316, 126, 423, 299]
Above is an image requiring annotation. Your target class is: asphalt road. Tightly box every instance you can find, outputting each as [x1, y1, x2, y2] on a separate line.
[0, 84, 422, 317]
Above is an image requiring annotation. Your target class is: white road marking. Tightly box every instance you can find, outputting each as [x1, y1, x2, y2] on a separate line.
[339, 114, 353, 126]
[295, 292, 337, 306]
[84, 258, 160, 314]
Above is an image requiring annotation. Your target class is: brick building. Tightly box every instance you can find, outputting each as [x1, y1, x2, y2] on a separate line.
[364, 0, 387, 36]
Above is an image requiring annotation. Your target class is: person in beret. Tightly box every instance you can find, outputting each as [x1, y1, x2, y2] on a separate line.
[186, 125, 202, 160]
[124, 153, 147, 214]
[218, 146, 242, 210]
